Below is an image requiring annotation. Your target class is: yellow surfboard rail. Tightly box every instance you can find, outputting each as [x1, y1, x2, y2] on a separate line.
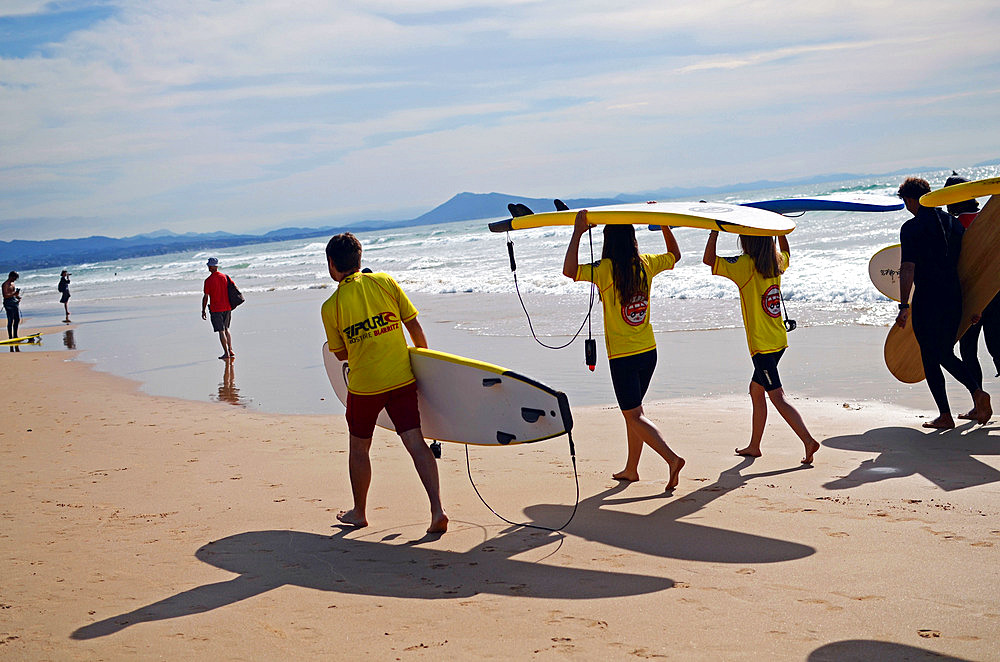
[919, 176, 1000, 208]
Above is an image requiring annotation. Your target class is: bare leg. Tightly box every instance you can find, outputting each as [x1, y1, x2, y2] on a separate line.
[972, 389, 992, 425]
[63, 301, 70, 321]
[224, 328, 234, 357]
[398, 428, 448, 533]
[337, 434, 372, 528]
[736, 381, 766, 457]
[613, 425, 643, 482]
[620, 406, 684, 490]
[767, 387, 821, 464]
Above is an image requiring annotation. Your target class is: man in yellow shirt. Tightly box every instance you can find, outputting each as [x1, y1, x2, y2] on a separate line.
[322, 233, 447, 534]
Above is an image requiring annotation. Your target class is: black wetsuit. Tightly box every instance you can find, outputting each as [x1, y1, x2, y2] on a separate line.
[900, 206, 980, 414]
[3, 296, 19, 339]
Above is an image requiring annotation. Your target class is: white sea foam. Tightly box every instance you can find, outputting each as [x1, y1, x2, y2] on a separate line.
[13, 168, 996, 332]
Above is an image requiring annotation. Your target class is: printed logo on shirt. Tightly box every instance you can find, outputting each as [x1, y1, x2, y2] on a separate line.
[761, 284, 782, 319]
[343, 311, 400, 344]
[621, 294, 648, 327]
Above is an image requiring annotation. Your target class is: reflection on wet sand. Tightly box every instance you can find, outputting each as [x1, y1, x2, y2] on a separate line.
[63, 329, 76, 350]
[213, 360, 248, 406]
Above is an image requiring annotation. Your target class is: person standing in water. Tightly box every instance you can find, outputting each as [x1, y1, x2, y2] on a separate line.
[3, 271, 21, 340]
[703, 231, 820, 463]
[201, 257, 235, 360]
[894, 176, 991, 427]
[563, 210, 685, 490]
[58, 270, 71, 322]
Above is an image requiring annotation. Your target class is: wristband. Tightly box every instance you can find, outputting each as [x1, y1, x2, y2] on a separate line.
[898, 303, 909, 310]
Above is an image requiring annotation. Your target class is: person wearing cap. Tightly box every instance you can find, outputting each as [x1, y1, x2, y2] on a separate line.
[58, 270, 71, 322]
[894, 176, 991, 427]
[943, 173, 1000, 408]
[201, 257, 235, 360]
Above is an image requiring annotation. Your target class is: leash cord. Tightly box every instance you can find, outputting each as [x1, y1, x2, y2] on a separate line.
[464, 433, 579, 532]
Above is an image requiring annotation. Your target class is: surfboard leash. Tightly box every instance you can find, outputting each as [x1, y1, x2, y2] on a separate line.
[463, 430, 580, 533]
[505, 227, 598, 365]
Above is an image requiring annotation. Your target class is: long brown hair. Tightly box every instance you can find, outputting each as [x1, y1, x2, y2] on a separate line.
[738, 235, 783, 279]
[602, 225, 647, 303]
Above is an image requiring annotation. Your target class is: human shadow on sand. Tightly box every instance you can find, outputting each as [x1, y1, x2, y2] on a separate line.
[71, 526, 674, 640]
[823, 423, 1000, 492]
[809, 639, 974, 661]
[522, 457, 815, 563]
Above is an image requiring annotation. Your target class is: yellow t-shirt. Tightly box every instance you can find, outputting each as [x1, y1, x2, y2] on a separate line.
[321, 272, 418, 395]
[713, 251, 790, 356]
[575, 253, 676, 359]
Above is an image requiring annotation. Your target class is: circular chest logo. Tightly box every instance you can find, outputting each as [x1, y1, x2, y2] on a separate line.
[622, 294, 648, 326]
[761, 284, 782, 319]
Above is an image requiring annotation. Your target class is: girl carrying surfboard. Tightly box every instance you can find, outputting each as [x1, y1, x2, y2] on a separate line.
[703, 231, 820, 464]
[563, 209, 685, 489]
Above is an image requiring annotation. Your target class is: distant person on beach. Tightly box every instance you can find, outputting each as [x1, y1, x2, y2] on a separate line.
[321, 232, 447, 534]
[943, 174, 1000, 412]
[894, 176, 991, 427]
[703, 231, 820, 464]
[563, 210, 686, 489]
[58, 270, 71, 322]
[200, 257, 235, 360]
[3, 271, 21, 339]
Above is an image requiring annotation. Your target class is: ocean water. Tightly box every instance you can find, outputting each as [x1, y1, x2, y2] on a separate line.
[10, 166, 998, 414]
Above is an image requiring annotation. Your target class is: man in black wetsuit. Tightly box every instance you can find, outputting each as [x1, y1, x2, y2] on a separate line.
[894, 177, 991, 428]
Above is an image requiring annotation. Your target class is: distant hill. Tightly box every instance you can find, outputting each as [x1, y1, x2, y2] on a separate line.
[4, 163, 994, 272]
[0, 192, 621, 271]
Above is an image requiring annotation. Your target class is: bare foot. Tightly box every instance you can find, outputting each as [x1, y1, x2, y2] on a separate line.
[922, 414, 955, 429]
[801, 439, 820, 465]
[735, 446, 762, 458]
[957, 409, 976, 420]
[336, 509, 368, 528]
[665, 457, 685, 491]
[612, 469, 639, 482]
[973, 390, 992, 424]
[427, 511, 448, 534]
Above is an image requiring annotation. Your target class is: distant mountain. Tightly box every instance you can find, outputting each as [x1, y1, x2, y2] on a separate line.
[4, 164, 995, 272]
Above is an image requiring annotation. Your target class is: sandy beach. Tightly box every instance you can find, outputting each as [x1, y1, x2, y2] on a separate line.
[2, 315, 998, 661]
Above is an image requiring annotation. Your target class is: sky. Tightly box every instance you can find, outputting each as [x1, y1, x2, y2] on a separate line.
[1, 1, 999, 240]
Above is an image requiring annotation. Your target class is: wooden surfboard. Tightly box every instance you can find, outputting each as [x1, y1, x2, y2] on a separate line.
[885, 194, 1000, 383]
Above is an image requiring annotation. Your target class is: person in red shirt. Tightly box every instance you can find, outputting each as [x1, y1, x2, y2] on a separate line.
[200, 257, 235, 360]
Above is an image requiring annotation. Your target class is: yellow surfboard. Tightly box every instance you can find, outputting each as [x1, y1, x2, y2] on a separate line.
[885, 194, 1000, 383]
[919, 176, 1000, 208]
[489, 201, 795, 237]
[0, 332, 41, 345]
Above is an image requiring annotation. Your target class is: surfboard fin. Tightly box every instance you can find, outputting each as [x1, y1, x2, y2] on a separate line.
[496, 431, 516, 445]
[521, 407, 546, 423]
[554, 199, 569, 211]
[507, 203, 534, 217]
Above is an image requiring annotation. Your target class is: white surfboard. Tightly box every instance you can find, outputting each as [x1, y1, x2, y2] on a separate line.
[868, 244, 909, 302]
[323, 343, 572, 446]
[489, 201, 795, 236]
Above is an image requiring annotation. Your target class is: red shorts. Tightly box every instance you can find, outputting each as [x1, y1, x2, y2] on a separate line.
[345, 382, 420, 439]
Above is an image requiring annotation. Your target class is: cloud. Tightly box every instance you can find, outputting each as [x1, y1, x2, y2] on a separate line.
[1, 1, 999, 238]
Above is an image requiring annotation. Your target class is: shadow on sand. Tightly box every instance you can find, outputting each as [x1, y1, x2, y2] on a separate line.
[72, 525, 674, 640]
[809, 639, 973, 661]
[522, 457, 816, 563]
[822, 423, 1000, 491]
